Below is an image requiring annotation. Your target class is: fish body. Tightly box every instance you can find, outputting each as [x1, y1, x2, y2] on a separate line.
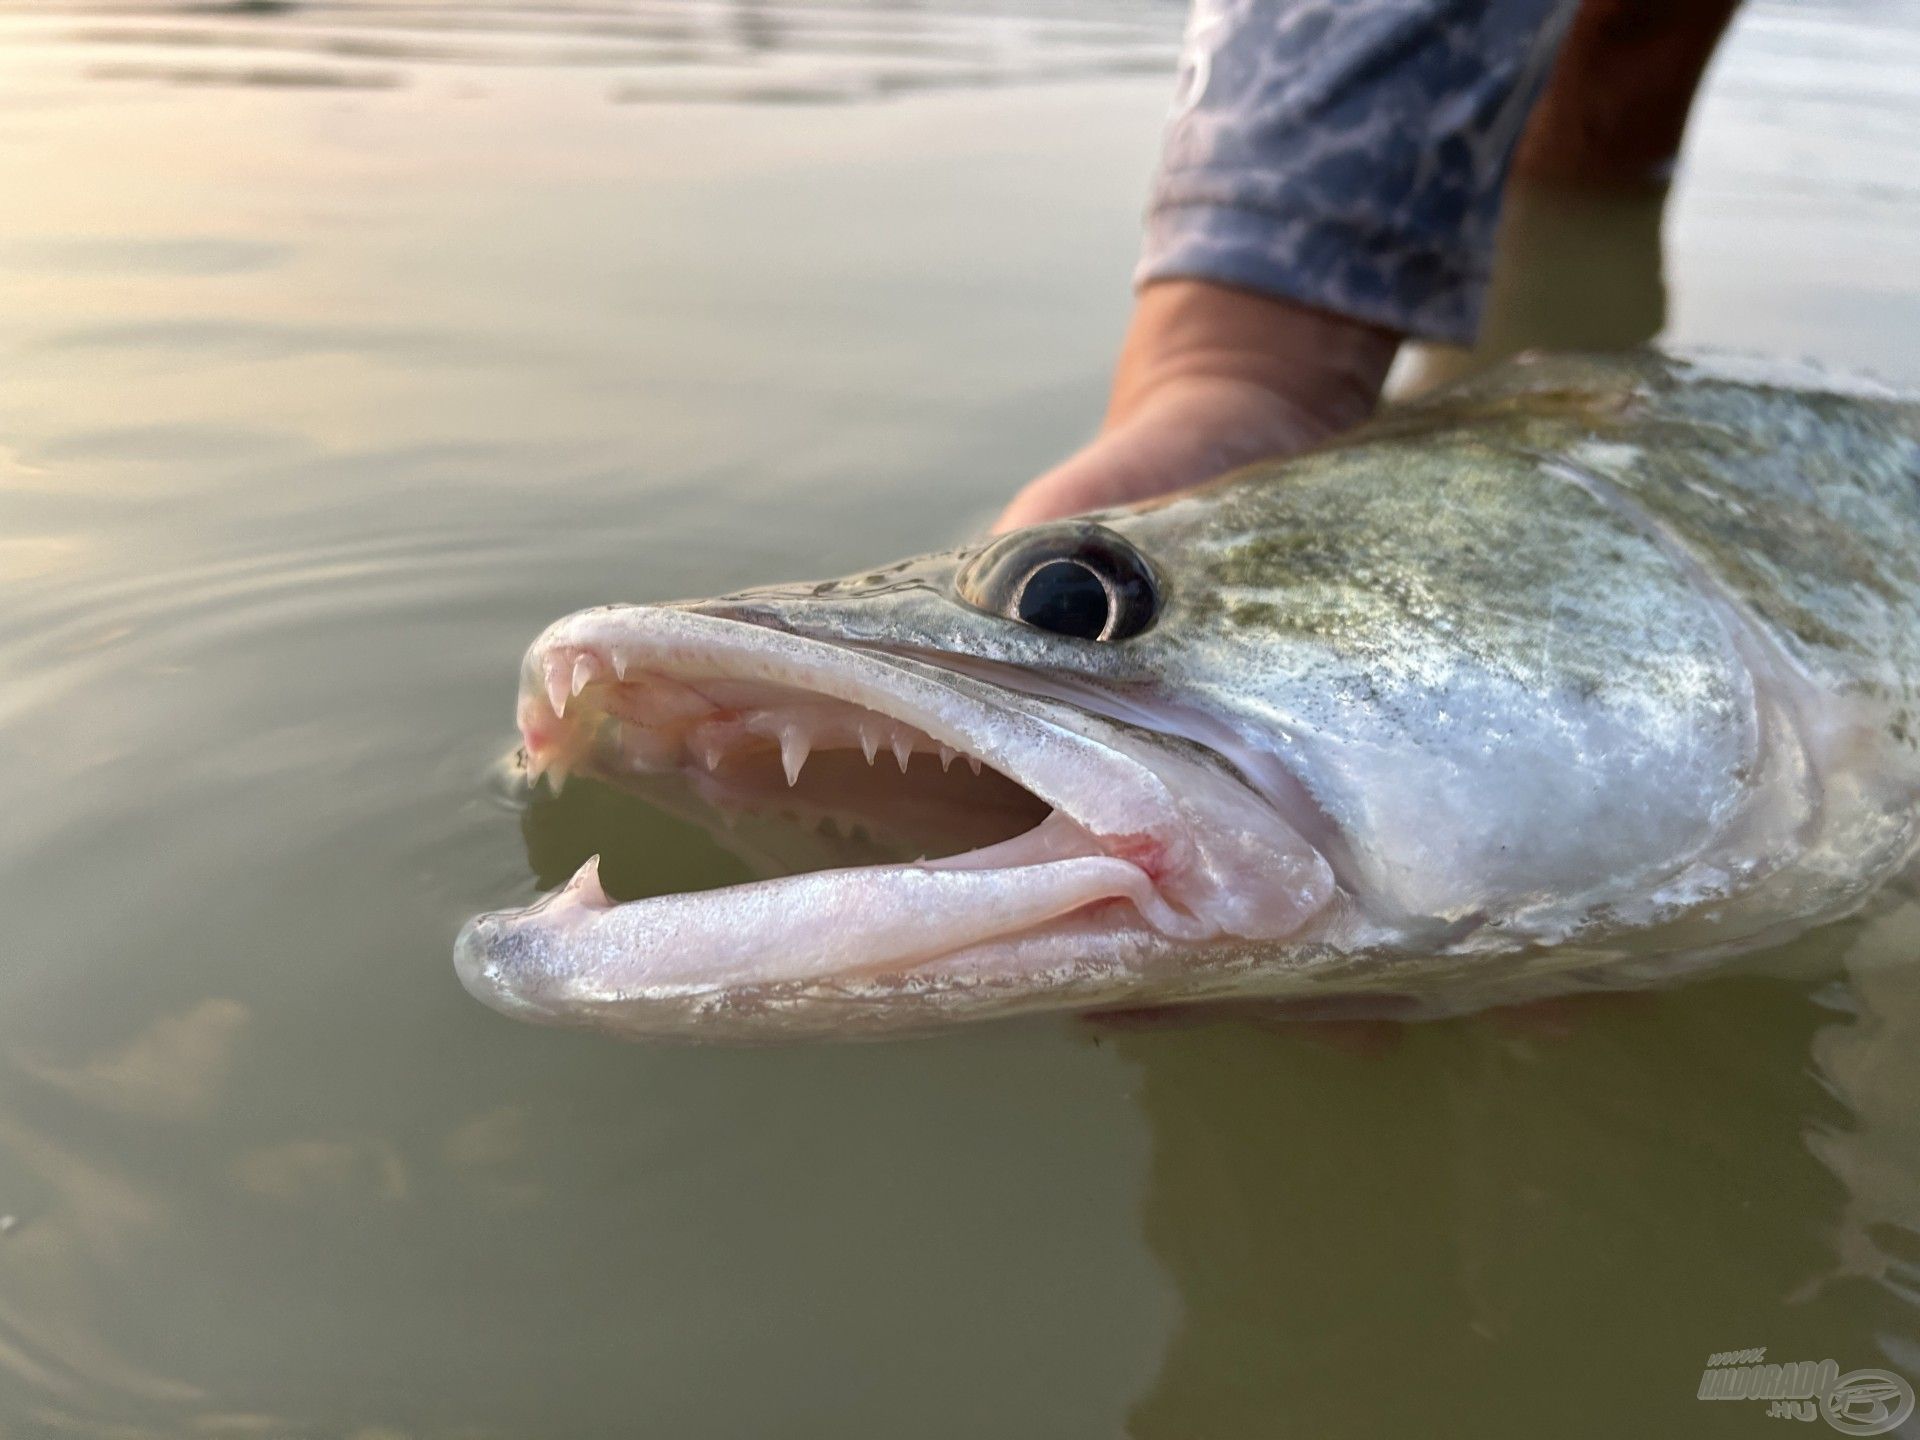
[458, 351, 1920, 1039]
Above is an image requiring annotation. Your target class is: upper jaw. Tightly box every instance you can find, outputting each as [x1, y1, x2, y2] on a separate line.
[456, 605, 1334, 1039]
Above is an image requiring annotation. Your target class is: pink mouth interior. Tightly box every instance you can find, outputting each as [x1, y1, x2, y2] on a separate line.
[522, 644, 1082, 880]
[491, 630, 1211, 997]
[510, 629, 1198, 971]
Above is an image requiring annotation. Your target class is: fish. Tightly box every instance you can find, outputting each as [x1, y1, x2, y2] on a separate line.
[455, 350, 1920, 1040]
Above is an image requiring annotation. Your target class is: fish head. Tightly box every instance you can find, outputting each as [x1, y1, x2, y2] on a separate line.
[457, 430, 1824, 1038]
[454, 500, 1365, 1038]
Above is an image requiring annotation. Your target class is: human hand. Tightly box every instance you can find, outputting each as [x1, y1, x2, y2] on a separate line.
[994, 280, 1400, 533]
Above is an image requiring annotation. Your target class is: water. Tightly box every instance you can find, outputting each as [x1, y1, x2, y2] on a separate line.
[1, 2, 1918, 1435]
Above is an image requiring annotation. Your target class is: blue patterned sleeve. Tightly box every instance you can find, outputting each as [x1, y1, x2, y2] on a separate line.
[1138, 0, 1580, 343]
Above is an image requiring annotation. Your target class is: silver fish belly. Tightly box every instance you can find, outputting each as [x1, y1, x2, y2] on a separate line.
[457, 351, 1920, 1040]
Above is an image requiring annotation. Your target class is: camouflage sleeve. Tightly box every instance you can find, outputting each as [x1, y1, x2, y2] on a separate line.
[1138, 0, 1579, 344]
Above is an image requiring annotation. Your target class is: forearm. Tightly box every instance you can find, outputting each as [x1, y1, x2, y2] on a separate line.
[993, 283, 1396, 532]
[995, 0, 1665, 533]
[1107, 280, 1397, 437]
[1513, 0, 1742, 187]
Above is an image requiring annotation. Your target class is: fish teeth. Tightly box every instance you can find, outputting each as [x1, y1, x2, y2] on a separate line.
[695, 732, 726, 772]
[891, 733, 913, 773]
[967, 755, 982, 776]
[543, 654, 570, 717]
[937, 743, 956, 771]
[859, 721, 880, 766]
[562, 854, 608, 908]
[609, 648, 629, 681]
[524, 748, 548, 784]
[779, 725, 811, 787]
[570, 653, 598, 697]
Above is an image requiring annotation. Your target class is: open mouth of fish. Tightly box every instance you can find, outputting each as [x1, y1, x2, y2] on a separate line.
[455, 606, 1337, 1037]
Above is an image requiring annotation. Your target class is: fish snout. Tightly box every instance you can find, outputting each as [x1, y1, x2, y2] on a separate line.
[453, 912, 555, 1022]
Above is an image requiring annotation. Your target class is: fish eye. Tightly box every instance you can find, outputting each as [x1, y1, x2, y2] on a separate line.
[958, 523, 1159, 642]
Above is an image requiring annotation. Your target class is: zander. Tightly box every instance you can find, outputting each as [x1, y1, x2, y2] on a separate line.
[456, 351, 1920, 1039]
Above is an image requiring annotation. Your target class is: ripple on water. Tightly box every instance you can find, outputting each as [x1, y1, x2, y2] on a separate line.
[0, 0, 1184, 103]
[1, 0, 1918, 1434]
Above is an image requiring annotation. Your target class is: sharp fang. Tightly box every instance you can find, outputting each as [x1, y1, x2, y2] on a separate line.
[695, 733, 726, 772]
[938, 743, 956, 771]
[779, 726, 810, 787]
[967, 755, 982, 776]
[546, 762, 570, 796]
[609, 649, 629, 681]
[524, 748, 548, 783]
[859, 722, 879, 766]
[570, 653, 597, 697]
[561, 854, 608, 908]
[891, 733, 913, 772]
[543, 655, 569, 717]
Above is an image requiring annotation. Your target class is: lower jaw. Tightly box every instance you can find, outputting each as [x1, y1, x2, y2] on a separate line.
[497, 787, 1177, 969]
[457, 891, 1182, 1041]
[462, 735, 1214, 1028]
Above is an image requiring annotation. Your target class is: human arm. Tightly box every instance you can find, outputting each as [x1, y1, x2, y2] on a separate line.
[997, 0, 1582, 531]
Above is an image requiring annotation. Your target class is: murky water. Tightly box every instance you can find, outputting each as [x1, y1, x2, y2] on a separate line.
[2, 2, 1919, 1436]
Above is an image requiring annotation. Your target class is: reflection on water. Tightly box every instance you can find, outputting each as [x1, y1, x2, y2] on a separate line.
[16, 998, 249, 1125]
[1, 0, 1918, 1435]
[0, 0, 1182, 102]
[1122, 904, 1920, 1440]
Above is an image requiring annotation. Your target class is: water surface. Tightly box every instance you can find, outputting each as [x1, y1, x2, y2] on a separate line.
[2, 2, 1919, 1436]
